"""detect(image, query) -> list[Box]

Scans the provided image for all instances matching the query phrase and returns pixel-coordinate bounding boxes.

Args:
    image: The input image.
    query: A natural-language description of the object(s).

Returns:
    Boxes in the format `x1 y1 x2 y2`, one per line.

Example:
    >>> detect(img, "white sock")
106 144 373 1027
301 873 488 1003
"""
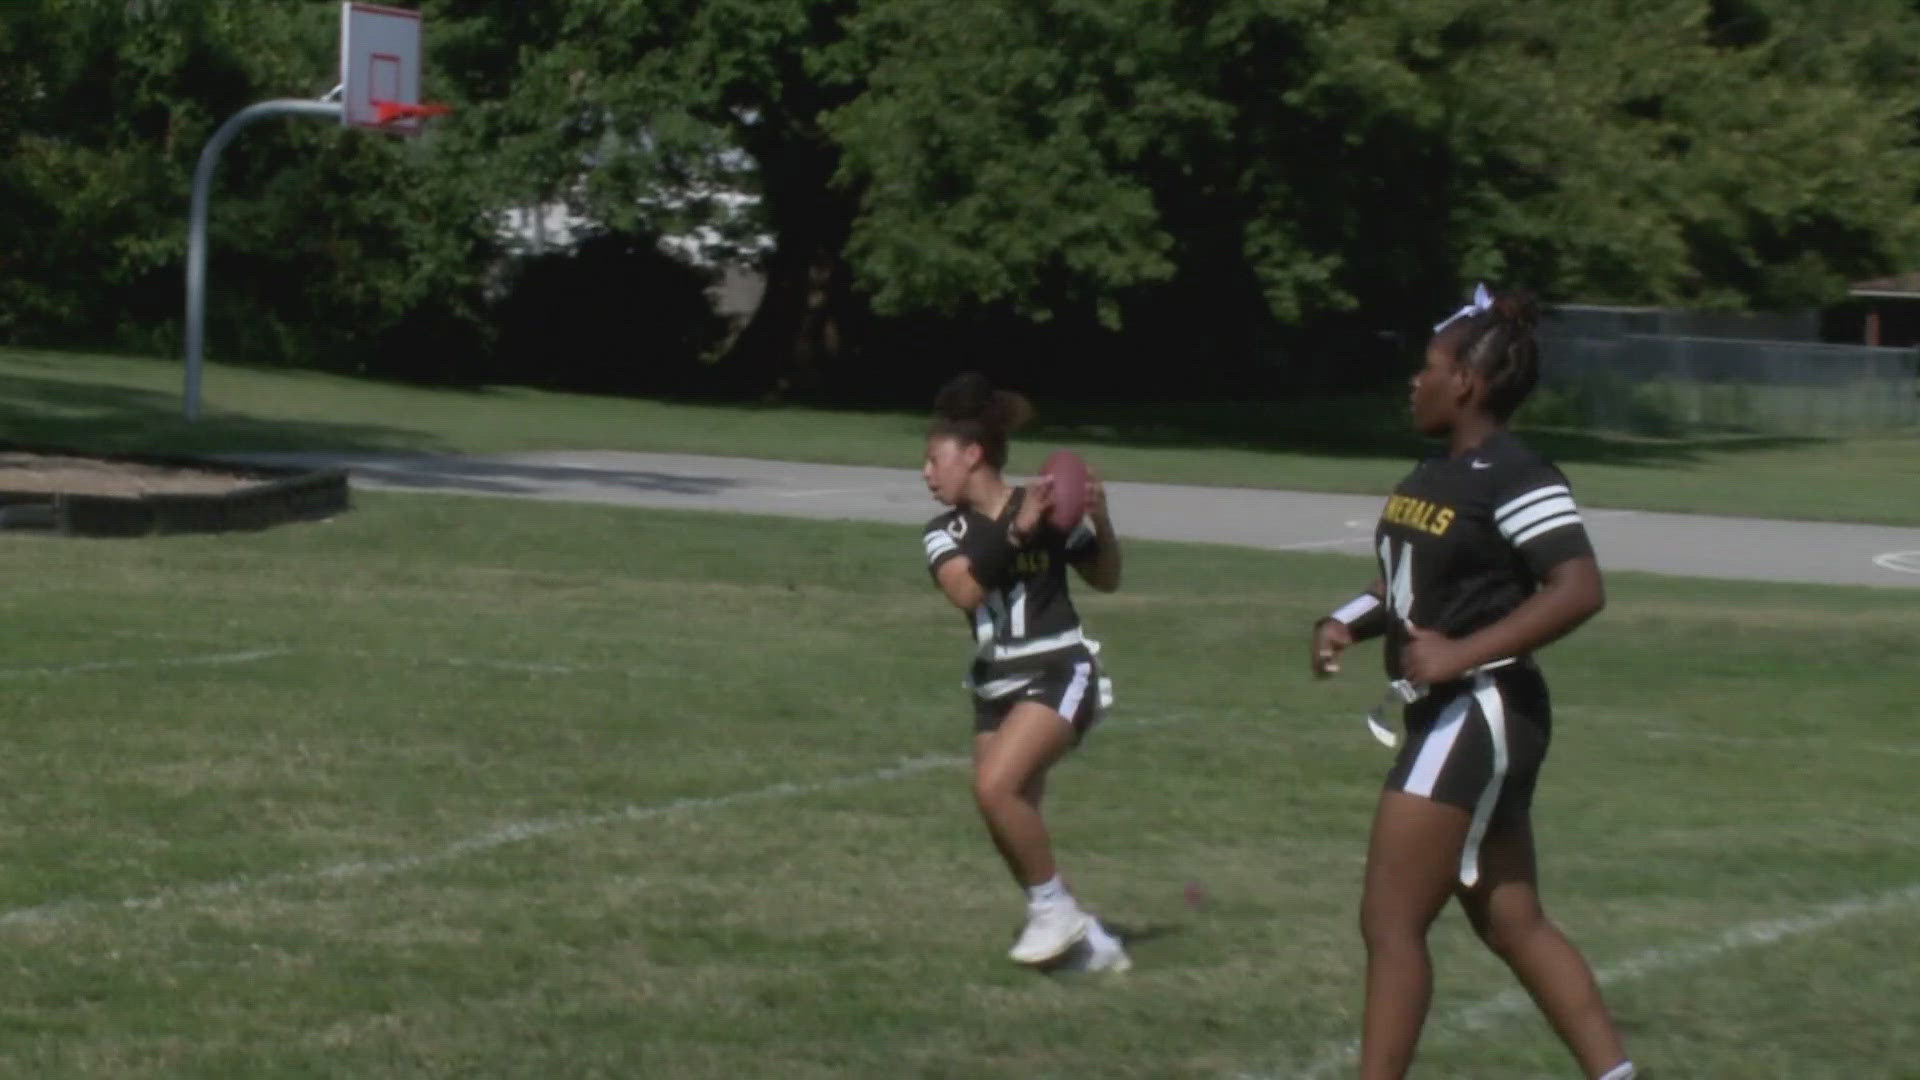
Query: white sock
1026 875 1070 907
1595 1063 1635 1080
1083 916 1123 952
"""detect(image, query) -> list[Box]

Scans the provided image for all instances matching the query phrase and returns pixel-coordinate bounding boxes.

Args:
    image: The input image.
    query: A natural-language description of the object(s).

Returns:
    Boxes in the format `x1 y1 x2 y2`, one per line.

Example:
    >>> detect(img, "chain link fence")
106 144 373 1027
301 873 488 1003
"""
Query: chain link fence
1533 314 1920 435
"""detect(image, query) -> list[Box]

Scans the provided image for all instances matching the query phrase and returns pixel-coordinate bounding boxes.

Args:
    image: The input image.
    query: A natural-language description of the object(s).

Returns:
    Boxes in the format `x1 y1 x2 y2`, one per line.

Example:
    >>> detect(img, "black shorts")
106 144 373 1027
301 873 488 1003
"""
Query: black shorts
1383 665 1551 887
973 657 1103 739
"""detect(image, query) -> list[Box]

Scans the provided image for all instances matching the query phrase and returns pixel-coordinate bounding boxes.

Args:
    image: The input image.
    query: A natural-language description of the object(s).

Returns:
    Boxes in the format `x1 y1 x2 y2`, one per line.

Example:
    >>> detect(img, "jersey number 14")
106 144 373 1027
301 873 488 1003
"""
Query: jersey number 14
1379 537 1415 623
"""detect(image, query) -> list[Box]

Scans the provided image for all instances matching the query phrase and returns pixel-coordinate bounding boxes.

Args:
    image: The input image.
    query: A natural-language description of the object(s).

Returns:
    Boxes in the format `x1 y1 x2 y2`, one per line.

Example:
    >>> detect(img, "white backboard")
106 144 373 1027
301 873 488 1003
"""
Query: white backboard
340 2 422 133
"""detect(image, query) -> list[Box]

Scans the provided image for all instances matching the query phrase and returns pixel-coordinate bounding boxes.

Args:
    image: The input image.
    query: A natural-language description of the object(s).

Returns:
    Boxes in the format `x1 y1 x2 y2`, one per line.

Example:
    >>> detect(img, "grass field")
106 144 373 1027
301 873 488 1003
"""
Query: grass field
5 347 1920 526
1 491 1914 1077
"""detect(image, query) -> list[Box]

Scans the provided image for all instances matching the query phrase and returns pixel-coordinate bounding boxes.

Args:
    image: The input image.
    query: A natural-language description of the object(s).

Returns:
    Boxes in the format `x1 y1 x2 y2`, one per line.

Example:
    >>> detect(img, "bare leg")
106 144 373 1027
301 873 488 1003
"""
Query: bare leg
1456 818 1630 1077
971 703 1074 887
1358 790 1472 1080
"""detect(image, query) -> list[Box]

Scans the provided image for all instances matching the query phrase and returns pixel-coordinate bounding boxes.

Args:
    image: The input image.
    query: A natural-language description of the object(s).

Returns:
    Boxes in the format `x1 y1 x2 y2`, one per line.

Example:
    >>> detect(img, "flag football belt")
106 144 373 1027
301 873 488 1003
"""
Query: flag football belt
1364 657 1521 749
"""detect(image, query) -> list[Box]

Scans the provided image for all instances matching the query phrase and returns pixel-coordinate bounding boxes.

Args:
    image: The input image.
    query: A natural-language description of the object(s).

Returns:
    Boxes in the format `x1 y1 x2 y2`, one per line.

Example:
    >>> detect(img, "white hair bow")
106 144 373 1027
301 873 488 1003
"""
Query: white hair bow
1433 282 1493 332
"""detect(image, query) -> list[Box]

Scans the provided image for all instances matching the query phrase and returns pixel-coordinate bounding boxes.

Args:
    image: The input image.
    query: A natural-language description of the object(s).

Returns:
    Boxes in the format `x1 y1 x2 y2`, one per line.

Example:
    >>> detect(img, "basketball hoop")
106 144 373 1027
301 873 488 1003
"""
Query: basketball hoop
371 100 451 127
340 3 426 132
182 2 443 421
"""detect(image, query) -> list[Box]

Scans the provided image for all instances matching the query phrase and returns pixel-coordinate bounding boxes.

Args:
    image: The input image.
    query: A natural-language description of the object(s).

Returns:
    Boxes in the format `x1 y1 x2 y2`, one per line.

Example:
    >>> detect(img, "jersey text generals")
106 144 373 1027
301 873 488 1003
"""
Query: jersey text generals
1375 431 1594 680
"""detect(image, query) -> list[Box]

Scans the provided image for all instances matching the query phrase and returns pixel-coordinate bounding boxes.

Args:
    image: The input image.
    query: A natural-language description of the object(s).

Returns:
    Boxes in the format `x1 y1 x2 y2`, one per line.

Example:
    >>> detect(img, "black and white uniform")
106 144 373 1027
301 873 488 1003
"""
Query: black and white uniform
1372 430 1594 886
923 491 1112 738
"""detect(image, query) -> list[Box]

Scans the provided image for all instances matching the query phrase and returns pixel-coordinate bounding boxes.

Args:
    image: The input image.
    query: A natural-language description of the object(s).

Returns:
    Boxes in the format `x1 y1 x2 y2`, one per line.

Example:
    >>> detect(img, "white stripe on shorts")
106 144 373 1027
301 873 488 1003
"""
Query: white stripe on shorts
969 673 1038 699
1458 672 1510 888
1056 662 1092 725
1403 692 1472 798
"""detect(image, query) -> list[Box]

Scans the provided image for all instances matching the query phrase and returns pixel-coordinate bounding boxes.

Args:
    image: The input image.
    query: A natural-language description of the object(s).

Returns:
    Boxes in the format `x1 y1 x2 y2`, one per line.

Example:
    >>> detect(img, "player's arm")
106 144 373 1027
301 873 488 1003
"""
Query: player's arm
1311 577 1386 677
933 558 987 611
1437 555 1603 672
925 508 1029 612
1401 473 1603 683
1069 471 1120 593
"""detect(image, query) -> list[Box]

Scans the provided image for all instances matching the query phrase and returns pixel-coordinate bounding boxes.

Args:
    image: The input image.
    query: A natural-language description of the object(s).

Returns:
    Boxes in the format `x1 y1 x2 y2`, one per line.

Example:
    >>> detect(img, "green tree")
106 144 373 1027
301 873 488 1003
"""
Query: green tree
828 0 1920 361
1295 0 1920 312
0 0 499 379
824 0 1225 328
438 0 866 395
10 0 1920 397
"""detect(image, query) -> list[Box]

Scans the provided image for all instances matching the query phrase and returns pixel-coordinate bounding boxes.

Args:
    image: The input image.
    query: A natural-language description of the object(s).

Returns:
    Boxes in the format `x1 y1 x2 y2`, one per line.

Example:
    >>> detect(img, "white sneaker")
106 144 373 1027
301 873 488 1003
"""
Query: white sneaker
1009 902 1090 964
1079 930 1132 973
1044 918 1131 974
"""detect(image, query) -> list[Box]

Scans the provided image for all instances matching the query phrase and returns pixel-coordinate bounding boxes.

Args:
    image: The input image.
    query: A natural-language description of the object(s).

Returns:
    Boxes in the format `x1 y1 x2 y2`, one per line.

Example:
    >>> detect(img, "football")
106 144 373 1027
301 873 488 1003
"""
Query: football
1039 450 1090 533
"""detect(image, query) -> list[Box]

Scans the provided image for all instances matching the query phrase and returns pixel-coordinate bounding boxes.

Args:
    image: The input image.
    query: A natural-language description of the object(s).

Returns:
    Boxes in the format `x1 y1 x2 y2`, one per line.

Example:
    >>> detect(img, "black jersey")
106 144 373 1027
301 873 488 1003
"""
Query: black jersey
1375 431 1594 680
923 490 1101 698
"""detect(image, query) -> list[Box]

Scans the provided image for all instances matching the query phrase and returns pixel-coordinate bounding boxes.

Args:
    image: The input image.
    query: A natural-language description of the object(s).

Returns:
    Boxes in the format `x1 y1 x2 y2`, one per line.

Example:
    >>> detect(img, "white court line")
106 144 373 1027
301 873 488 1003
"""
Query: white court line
1260 881 1920 1080
1271 537 1372 552
1872 550 1920 575
771 487 873 499
0 649 288 678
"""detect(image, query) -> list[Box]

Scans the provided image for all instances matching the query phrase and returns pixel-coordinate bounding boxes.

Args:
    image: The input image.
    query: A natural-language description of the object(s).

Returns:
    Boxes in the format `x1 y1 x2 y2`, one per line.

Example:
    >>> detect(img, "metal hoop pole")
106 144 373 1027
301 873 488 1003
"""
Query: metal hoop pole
183 99 343 421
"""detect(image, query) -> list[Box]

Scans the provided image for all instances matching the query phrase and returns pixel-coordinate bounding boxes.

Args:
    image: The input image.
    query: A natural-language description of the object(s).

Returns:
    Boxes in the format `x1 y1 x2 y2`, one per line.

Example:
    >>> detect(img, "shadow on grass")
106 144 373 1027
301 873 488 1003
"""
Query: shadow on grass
0 350 1843 473
240 454 748 498
1105 920 1182 948
1031 920 1183 978
0 371 448 458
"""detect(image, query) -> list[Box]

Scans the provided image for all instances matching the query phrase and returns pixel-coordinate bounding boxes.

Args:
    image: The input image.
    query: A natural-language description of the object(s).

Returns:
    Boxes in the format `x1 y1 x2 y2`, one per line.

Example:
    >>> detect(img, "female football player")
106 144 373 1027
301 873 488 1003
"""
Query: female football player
920 371 1126 971
1311 288 1637 1079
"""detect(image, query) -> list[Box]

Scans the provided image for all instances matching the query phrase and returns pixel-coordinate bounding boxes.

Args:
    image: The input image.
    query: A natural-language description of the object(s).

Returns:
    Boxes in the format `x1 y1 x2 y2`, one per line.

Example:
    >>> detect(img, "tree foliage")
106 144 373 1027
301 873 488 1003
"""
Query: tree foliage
4 0 1919 397
831 0 1920 339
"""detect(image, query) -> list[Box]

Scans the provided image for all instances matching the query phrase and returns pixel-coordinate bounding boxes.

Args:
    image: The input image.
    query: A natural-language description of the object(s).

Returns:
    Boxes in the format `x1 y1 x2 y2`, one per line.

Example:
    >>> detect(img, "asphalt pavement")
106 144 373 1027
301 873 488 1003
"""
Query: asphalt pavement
235 450 1920 590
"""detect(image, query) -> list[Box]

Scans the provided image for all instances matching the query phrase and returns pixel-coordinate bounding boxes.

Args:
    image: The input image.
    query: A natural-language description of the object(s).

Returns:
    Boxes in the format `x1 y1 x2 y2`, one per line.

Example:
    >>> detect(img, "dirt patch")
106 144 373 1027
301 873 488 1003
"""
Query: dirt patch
0 452 257 497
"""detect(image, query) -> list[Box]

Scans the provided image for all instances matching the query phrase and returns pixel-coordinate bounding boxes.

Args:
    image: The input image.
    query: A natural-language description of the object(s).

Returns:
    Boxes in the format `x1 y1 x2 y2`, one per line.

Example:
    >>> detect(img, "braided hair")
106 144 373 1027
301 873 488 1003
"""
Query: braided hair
929 371 1034 471
1438 290 1541 421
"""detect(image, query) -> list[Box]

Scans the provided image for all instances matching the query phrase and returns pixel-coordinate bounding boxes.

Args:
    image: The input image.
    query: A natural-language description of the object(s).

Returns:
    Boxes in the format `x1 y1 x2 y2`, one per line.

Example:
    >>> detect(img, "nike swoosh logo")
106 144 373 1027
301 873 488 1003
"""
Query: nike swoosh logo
1470 460 1492 469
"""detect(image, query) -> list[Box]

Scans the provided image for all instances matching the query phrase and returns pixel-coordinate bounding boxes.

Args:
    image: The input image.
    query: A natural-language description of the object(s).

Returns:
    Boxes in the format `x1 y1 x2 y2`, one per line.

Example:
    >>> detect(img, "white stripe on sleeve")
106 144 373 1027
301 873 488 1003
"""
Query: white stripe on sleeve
1494 484 1569 522
1497 495 1579 540
1511 512 1583 547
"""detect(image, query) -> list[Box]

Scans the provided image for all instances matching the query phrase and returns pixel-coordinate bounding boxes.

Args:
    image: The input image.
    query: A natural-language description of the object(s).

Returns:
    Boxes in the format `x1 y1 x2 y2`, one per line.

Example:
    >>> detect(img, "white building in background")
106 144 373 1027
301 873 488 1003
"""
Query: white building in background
495 187 773 320
496 202 590 255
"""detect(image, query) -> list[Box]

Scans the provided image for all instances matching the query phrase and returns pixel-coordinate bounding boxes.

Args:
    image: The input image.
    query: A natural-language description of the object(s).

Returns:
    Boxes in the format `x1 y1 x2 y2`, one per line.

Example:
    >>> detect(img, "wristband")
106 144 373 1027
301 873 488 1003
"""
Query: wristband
1320 592 1386 642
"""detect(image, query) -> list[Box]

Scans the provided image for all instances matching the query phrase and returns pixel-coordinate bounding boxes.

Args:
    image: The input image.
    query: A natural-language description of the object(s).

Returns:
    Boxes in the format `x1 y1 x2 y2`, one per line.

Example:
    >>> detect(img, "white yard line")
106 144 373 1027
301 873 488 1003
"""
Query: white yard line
0 649 289 678
0 704 1224 930
0 753 966 928
1644 729 1920 757
1260 882 1920 1080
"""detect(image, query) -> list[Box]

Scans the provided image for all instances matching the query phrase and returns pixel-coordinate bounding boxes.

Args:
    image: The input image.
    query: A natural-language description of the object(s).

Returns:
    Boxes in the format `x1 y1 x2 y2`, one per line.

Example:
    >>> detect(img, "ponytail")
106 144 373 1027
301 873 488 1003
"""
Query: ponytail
929 371 1033 470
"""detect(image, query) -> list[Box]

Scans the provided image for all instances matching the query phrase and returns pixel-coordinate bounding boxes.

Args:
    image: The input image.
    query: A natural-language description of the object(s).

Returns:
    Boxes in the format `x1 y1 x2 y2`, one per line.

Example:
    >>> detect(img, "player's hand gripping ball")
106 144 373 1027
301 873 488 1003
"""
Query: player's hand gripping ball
1039 450 1089 533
